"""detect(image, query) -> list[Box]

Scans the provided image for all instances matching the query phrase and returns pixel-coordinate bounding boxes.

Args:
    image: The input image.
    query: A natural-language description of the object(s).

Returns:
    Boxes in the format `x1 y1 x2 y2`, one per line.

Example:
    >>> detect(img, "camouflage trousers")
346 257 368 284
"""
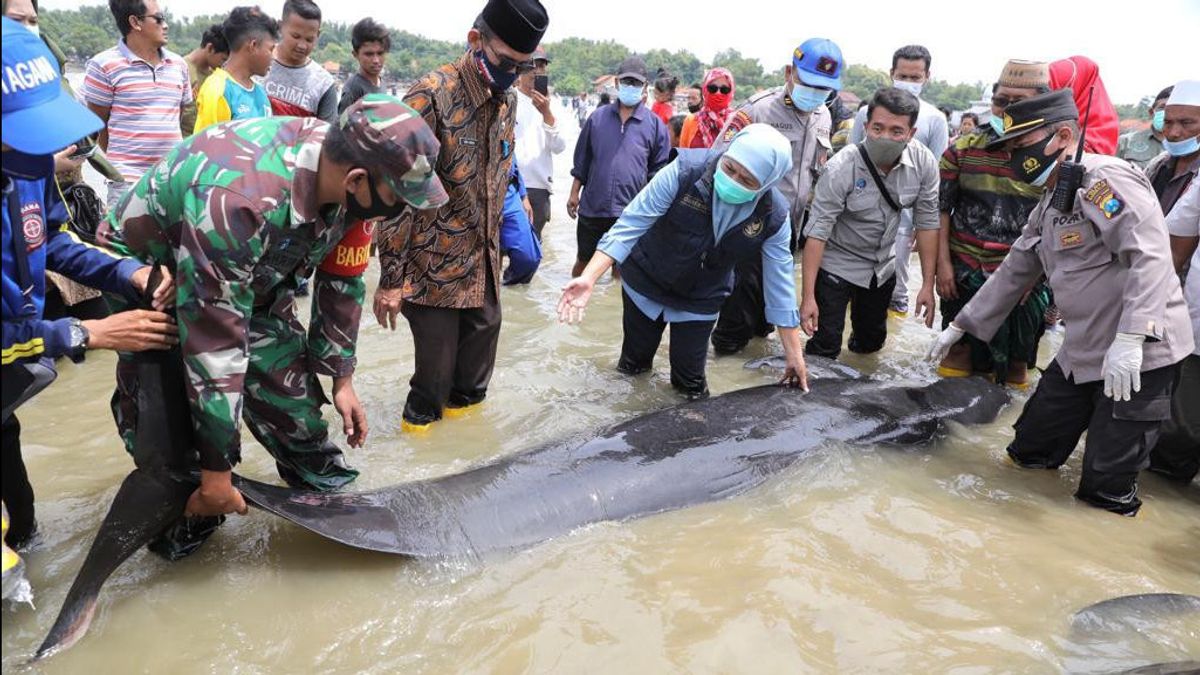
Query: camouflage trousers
111 296 359 492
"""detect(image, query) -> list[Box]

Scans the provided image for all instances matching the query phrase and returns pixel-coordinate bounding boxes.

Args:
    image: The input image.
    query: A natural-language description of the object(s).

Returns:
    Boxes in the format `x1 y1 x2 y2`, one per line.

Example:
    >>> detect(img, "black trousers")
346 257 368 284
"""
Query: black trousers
401 279 502 424
804 268 896 359
1008 359 1178 516
1149 353 1200 482
617 290 715 398
1 414 35 548
711 255 773 355
526 187 551 239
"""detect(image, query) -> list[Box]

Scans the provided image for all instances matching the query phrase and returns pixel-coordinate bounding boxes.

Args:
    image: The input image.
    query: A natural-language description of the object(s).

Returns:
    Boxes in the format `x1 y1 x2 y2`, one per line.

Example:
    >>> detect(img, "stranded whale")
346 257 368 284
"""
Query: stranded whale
35 352 1008 659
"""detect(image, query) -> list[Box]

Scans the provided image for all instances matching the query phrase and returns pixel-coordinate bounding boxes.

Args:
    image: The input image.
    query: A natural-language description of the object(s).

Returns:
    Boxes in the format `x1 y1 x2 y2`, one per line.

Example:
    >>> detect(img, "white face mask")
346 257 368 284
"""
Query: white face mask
893 79 923 97
24 22 41 37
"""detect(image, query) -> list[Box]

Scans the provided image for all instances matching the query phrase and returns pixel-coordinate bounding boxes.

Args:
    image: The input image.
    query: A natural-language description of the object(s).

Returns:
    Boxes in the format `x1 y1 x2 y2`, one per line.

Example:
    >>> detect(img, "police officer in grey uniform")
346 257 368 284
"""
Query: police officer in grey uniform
707 37 840 355
928 90 1195 516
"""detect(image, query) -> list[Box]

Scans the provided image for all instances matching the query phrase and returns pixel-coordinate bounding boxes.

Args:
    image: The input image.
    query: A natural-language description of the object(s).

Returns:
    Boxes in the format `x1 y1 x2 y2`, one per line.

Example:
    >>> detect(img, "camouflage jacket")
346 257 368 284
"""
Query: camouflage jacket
99 116 364 470
376 52 515 308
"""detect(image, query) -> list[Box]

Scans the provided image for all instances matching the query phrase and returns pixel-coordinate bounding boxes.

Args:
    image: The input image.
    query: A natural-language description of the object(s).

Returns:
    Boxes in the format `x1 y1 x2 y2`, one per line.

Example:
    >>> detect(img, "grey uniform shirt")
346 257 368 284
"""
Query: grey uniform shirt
1116 128 1163 169
851 97 948 234
804 140 940 288
956 154 1194 383
712 88 832 225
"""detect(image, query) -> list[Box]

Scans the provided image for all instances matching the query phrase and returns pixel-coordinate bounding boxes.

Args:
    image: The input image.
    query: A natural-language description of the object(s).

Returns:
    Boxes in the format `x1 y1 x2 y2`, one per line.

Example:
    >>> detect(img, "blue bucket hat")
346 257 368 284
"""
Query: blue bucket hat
792 37 844 91
2 17 103 154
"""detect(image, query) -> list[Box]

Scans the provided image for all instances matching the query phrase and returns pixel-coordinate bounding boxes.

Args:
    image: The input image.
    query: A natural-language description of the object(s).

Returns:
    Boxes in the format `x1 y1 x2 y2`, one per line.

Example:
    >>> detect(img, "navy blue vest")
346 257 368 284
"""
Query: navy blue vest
622 150 787 315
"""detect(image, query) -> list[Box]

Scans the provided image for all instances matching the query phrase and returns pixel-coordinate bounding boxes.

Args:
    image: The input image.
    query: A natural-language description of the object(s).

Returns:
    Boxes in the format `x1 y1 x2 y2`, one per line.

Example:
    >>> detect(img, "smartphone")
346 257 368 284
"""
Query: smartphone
69 140 97 160
534 75 549 97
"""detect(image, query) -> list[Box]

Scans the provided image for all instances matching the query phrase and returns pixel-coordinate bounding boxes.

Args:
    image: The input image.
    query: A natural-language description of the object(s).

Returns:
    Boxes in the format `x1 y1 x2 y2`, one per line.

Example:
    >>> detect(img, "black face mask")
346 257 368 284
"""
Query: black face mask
345 174 405 221
687 102 702 114
1007 133 1059 186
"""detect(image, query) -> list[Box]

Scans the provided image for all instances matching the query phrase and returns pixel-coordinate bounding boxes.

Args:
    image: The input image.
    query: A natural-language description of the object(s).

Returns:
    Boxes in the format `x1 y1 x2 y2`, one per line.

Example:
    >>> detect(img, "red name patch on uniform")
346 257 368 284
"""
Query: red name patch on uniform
319 220 375 276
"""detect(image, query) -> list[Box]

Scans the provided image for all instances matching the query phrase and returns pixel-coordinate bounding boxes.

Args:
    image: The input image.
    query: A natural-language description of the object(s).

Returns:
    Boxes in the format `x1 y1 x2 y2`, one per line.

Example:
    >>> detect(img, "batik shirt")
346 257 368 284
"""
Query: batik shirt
99 116 364 471
377 52 516 308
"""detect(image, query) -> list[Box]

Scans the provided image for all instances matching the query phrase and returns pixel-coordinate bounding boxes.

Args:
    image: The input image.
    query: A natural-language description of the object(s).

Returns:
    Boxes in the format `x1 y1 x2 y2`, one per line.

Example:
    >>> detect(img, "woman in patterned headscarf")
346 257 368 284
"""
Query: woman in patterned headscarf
681 67 736 149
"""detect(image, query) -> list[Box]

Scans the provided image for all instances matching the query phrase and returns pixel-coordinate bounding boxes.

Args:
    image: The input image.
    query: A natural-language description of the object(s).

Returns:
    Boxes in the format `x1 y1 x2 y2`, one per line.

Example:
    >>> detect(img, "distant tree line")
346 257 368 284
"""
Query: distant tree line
42 6 1011 112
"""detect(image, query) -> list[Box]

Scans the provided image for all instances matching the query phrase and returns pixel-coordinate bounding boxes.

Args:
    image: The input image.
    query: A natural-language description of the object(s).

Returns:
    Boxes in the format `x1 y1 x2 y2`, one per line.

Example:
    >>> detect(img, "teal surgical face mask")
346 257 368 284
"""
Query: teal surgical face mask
789 81 829 113
713 164 758 204
1163 135 1200 157
617 84 643 107
989 115 1005 135
1151 109 1166 133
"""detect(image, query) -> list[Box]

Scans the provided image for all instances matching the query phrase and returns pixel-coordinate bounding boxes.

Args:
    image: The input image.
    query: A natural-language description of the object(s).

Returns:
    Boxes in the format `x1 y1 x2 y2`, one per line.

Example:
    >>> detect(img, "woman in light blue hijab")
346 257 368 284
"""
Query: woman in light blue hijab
558 123 809 399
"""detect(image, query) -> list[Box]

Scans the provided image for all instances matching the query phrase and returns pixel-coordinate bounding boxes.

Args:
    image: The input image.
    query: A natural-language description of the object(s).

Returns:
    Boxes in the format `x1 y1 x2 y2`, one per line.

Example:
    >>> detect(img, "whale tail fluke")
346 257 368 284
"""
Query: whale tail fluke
33 469 191 661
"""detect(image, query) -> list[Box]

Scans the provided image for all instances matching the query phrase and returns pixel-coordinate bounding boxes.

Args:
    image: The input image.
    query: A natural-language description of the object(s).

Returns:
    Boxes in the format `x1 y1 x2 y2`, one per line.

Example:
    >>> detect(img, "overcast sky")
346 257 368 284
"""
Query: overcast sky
42 0 1199 104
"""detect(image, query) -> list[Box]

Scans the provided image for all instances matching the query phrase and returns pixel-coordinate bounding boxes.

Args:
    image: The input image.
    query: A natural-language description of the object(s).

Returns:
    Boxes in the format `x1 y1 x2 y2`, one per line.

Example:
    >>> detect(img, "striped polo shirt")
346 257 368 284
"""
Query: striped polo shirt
82 40 191 182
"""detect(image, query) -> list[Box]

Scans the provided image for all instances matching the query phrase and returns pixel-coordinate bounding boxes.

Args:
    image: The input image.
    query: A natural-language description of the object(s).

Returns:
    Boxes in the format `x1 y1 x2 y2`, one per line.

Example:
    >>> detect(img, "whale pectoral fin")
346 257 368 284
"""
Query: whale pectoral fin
236 476 422 555
33 469 191 661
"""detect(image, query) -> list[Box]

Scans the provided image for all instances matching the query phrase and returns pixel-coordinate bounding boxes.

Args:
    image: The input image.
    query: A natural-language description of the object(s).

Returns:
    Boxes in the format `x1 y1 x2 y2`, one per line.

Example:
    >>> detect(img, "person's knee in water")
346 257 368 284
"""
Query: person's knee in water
927 88 1194 515
558 123 813 398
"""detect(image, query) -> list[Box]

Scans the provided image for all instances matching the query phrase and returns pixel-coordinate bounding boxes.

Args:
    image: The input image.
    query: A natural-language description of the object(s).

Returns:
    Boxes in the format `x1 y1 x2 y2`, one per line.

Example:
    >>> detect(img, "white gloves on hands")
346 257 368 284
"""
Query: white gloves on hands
1102 333 1145 402
926 323 966 364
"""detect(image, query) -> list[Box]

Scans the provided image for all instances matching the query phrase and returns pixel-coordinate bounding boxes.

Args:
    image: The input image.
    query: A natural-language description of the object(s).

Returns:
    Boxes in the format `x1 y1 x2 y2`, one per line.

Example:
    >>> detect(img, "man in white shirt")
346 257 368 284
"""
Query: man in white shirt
850 44 949 315
1155 179 1199 482
514 46 566 238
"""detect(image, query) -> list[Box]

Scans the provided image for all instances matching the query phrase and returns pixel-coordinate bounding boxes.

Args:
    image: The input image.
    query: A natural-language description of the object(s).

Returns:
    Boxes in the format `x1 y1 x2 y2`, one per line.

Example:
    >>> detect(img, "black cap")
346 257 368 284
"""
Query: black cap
617 55 648 83
987 89 1079 148
480 0 548 54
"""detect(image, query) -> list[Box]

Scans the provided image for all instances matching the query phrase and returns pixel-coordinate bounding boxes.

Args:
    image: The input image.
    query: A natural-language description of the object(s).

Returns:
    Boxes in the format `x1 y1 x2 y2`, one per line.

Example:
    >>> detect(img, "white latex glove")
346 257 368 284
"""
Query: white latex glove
1102 333 1145 402
926 323 966 364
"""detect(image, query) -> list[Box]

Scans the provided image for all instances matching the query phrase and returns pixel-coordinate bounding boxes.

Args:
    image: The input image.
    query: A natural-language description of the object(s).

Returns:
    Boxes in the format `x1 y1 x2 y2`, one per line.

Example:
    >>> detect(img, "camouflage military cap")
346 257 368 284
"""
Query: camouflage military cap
340 93 448 209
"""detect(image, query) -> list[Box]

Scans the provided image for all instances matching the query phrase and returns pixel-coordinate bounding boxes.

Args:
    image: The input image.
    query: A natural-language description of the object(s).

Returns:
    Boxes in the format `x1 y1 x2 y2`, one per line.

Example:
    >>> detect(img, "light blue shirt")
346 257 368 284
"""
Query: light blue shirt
597 160 801 327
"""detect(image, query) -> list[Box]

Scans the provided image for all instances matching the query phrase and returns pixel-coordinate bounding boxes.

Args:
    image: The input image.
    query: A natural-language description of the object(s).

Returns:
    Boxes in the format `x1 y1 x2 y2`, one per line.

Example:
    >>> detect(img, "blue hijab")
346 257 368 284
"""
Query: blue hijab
712 123 794 237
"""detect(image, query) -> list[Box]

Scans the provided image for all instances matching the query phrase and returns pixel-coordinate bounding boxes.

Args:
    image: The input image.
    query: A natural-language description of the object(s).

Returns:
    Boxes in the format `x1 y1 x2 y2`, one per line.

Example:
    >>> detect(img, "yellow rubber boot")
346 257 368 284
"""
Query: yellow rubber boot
443 402 482 419
401 418 432 433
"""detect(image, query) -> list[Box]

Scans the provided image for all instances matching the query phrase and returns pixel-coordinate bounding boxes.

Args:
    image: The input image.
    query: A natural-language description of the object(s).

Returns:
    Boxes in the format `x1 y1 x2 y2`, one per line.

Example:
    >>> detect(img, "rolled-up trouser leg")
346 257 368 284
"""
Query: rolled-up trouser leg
1149 353 1200 482
449 277 503 408
618 289 667 375
1 415 35 548
241 307 358 491
1075 363 1177 515
669 318 717 399
711 255 771 355
847 273 895 355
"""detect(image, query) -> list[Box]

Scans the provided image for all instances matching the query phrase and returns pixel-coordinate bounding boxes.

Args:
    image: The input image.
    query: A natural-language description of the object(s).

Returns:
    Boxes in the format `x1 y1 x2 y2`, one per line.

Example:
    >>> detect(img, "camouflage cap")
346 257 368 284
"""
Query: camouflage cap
339 93 448 209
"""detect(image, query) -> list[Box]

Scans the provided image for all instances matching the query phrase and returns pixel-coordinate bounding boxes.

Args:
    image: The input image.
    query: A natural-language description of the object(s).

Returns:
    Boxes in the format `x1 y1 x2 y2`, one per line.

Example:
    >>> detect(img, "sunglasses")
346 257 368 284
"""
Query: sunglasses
138 13 168 25
991 95 1026 109
706 84 731 95
482 40 532 74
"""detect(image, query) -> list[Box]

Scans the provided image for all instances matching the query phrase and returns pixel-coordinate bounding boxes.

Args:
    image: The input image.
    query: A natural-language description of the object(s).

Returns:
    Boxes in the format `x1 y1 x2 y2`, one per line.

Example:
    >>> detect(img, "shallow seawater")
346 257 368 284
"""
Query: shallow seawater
3 114 1197 675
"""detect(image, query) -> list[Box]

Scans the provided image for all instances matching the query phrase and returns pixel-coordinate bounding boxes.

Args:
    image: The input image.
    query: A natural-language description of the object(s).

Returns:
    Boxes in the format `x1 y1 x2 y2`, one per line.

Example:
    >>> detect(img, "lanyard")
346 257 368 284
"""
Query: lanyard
5 188 37 313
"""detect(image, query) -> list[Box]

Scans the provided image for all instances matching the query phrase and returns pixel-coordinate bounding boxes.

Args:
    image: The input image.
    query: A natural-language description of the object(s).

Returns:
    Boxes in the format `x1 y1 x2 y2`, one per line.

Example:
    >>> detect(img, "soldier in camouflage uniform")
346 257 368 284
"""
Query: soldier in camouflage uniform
100 94 447 521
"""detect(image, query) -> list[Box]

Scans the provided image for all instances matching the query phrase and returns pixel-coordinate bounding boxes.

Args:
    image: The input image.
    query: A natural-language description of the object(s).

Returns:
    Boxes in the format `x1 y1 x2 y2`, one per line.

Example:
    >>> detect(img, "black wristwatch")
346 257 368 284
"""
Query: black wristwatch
67 318 89 363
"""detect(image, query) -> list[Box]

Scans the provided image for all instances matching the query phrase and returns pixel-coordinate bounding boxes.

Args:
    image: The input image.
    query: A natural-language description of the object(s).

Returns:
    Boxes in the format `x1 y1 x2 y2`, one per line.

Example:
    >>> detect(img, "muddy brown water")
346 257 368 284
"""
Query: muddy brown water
3 109 1197 674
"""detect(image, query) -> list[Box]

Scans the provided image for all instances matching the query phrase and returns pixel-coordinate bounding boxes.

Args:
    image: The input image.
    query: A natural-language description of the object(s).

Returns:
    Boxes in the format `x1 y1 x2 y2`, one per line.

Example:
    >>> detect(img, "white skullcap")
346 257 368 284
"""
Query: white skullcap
1166 80 1200 106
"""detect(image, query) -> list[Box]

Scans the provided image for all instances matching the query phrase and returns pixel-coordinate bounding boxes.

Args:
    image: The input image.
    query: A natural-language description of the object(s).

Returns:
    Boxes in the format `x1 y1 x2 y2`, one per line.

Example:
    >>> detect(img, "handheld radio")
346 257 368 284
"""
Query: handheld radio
1049 86 1094 212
